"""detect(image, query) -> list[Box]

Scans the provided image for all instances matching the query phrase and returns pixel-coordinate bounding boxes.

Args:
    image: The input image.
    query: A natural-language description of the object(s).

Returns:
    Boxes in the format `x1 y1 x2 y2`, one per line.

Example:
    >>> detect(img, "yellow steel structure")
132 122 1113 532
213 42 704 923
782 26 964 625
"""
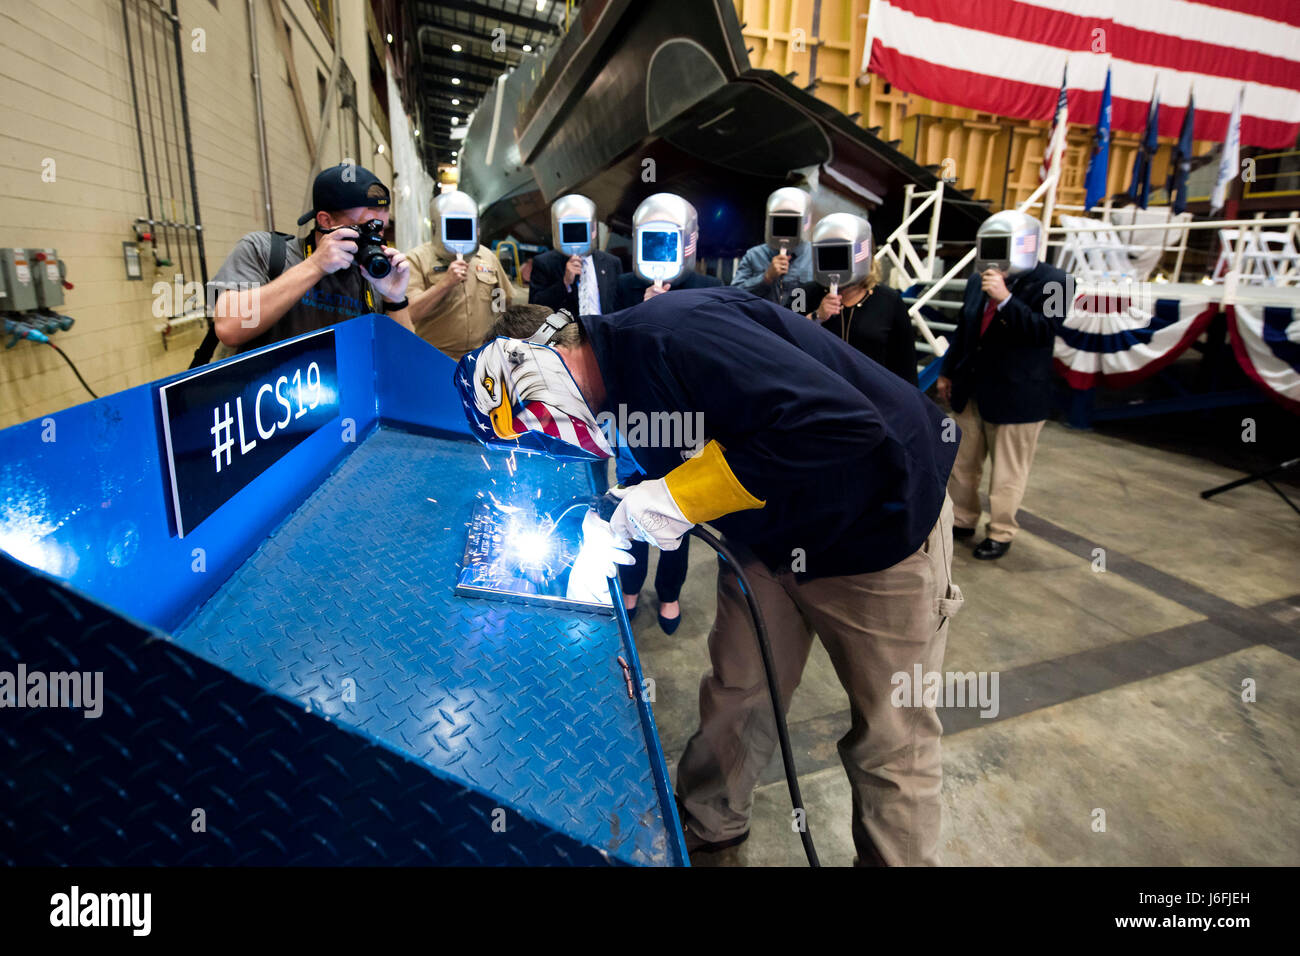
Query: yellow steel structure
733 0 1220 217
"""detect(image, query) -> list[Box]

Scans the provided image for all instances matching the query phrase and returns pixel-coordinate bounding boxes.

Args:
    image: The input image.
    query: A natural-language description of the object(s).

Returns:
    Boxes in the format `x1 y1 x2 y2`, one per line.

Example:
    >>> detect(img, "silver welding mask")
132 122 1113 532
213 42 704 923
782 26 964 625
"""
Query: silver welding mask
551 194 597 257
811 213 873 290
432 189 479 259
765 187 812 254
974 210 1041 277
633 193 698 285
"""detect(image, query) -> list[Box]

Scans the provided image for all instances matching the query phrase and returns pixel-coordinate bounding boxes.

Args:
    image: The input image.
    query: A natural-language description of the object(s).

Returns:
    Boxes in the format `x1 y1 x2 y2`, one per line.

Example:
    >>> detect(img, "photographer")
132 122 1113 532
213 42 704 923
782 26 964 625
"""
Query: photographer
203 164 412 361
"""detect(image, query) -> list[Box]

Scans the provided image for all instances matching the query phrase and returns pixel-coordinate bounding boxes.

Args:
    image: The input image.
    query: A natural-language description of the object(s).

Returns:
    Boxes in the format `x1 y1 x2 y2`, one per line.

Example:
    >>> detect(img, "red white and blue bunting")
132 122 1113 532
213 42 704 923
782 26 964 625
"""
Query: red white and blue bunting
1053 286 1217 389
1052 286 1300 414
1227 304 1300 413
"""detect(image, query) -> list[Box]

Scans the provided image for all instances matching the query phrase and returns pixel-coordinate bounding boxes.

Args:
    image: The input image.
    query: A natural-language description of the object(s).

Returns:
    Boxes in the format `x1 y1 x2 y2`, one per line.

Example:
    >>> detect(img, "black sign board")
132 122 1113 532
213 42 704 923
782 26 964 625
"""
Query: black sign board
158 329 339 537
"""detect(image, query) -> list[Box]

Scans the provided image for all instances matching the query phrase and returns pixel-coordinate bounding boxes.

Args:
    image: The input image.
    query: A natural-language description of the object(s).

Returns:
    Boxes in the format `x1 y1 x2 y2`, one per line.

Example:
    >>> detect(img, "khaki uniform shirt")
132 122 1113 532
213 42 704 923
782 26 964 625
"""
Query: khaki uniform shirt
406 243 520 360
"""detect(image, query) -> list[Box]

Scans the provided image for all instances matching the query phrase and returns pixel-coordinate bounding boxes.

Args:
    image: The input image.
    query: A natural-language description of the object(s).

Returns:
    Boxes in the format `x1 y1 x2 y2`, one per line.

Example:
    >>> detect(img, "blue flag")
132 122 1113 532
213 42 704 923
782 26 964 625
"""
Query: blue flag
1166 94 1195 214
1084 68 1112 210
1128 87 1160 209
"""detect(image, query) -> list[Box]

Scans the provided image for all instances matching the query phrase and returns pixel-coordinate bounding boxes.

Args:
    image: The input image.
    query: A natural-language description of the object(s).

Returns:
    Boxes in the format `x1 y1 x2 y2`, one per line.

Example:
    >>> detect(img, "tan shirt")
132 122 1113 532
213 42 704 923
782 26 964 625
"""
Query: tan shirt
405 242 521 360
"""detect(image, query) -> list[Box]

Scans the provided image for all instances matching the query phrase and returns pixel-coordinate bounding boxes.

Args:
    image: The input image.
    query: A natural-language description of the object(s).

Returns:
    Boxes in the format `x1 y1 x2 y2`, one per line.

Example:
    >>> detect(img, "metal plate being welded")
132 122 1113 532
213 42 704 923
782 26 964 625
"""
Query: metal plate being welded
456 501 614 613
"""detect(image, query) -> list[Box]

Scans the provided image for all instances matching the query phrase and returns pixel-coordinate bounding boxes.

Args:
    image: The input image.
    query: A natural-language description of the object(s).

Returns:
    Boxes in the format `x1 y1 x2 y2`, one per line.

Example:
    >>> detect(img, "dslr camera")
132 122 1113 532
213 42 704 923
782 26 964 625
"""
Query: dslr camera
354 218 391 279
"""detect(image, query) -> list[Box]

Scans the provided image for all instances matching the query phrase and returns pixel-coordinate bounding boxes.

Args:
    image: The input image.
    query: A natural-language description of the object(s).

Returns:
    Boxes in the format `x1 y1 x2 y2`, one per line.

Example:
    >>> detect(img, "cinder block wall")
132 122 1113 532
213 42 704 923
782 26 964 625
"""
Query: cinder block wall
0 0 396 429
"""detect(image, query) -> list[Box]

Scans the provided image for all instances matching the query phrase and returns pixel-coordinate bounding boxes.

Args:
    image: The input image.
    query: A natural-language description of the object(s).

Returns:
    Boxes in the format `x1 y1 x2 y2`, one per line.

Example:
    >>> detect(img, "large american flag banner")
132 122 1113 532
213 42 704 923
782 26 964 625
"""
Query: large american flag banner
862 0 1300 148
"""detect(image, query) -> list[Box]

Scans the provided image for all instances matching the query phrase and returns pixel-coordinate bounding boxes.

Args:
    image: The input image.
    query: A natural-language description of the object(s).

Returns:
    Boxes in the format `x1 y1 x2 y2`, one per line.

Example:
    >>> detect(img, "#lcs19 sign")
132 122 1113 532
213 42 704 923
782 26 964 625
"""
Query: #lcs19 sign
158 329 339 537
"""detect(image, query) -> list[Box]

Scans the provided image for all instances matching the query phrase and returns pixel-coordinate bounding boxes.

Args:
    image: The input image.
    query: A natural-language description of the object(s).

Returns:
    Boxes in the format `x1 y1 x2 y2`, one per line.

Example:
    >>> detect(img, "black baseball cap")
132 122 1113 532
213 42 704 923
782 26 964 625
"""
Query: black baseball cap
297 163 391 226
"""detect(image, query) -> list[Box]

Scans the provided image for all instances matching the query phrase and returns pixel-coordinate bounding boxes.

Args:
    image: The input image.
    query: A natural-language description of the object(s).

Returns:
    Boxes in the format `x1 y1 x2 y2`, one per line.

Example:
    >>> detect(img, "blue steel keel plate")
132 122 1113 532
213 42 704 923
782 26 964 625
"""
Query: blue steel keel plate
172 427 677 865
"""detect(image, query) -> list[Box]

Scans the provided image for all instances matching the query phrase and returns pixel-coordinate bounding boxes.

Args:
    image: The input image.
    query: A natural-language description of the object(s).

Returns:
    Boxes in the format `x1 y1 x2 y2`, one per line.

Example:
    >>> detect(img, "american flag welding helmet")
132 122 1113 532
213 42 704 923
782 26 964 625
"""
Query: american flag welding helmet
454 336 614 463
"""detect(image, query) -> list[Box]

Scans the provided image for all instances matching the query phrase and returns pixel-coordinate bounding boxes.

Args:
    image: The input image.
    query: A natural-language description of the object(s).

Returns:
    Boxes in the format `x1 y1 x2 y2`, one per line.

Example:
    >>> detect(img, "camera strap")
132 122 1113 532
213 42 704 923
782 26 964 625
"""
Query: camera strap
189 231 293 369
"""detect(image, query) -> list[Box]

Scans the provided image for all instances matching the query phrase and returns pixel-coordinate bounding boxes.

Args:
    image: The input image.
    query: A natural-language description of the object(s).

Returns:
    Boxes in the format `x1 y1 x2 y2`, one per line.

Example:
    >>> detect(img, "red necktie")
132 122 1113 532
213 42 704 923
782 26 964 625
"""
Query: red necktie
979 297 997 337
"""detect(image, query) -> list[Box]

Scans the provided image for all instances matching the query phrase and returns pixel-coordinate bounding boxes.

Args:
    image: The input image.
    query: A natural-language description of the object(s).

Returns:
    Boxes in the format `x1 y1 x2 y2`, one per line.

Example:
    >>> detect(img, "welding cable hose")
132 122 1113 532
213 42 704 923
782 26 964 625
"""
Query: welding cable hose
685 524 820 868
567 492 819 866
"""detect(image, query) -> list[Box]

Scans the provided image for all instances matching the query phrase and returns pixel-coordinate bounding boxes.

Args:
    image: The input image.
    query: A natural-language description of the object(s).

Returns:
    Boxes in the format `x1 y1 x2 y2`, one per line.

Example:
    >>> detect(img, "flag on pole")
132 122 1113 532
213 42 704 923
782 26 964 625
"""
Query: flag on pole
1166 92 1195 214
1039 66 1069 184
1211 88 1244 215
1083 67 1112 210
1127 83 1160 209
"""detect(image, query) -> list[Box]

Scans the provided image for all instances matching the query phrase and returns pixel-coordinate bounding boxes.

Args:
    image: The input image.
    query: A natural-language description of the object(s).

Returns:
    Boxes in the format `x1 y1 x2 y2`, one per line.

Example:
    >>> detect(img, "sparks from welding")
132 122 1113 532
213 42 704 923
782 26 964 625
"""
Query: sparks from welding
487 491 521 514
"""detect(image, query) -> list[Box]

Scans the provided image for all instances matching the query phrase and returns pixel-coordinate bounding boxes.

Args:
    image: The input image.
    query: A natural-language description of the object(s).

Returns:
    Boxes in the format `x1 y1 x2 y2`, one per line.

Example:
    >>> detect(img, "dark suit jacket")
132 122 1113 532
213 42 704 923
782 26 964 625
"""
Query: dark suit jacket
528 249 622 314
613 269 722 311
941 262 1069 424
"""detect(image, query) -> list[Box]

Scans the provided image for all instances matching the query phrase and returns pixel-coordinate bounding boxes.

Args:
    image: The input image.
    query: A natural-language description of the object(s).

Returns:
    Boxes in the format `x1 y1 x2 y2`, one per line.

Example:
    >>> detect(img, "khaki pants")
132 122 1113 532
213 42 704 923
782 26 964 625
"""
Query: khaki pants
948 401 1044 542
676 496 962 866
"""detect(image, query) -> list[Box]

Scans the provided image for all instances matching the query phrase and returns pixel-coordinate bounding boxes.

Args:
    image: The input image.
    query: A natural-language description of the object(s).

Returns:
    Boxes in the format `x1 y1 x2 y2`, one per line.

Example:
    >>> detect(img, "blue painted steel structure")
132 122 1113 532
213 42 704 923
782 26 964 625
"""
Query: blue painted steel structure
0 315 687 866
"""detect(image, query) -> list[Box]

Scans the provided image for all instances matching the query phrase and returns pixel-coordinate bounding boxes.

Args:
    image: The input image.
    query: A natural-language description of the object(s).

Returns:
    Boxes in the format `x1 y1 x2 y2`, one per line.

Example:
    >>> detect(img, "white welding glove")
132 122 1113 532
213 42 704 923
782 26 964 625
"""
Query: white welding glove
607 480 695 551
580 506 636 579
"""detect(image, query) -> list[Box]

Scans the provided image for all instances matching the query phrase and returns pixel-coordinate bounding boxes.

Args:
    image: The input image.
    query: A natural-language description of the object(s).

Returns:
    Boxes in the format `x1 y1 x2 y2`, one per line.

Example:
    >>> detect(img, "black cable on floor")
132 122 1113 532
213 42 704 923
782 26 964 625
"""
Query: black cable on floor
46 341 98 399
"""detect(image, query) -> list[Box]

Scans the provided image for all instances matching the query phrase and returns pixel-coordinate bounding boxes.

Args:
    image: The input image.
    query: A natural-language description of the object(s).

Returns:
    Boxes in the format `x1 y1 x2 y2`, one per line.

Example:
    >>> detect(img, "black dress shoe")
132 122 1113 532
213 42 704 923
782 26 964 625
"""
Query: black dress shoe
973 538 1011 560
952 525 976 540
658 611 681 635
684 827 750 854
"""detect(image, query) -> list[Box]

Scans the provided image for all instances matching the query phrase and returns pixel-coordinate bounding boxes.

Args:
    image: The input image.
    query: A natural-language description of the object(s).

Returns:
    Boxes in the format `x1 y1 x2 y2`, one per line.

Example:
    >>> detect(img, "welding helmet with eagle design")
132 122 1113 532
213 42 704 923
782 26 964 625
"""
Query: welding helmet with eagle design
454 328 613 463
633 193 699 284
974 210 1041 277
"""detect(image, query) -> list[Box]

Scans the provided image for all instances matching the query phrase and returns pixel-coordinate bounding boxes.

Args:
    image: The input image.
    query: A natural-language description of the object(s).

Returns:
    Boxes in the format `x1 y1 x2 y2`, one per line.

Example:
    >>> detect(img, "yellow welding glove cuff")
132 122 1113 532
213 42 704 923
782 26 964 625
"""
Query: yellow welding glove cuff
663 439 765 524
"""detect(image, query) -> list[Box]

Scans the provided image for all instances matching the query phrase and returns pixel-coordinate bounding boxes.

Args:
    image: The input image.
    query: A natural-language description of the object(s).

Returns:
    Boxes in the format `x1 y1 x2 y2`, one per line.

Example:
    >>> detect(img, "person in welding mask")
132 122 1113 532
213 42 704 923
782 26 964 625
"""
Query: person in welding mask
935 210 1068 560
795 213 917 386
612 193 721 309
405 189 521 360
458 285 963 866
529 195 622 315
730 186 814 307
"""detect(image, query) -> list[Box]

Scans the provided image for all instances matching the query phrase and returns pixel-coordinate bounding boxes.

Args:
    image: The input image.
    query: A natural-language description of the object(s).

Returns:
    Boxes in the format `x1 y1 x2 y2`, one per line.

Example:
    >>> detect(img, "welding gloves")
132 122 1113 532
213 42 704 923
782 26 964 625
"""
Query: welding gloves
580 507 637 580
608 440 765 550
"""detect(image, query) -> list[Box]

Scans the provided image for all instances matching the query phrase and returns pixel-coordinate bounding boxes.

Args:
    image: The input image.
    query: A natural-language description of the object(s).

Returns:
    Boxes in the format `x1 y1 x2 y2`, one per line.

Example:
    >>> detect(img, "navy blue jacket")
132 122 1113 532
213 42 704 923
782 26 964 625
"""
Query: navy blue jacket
581 286 957 579
613 269 721 311
941 262 1069 424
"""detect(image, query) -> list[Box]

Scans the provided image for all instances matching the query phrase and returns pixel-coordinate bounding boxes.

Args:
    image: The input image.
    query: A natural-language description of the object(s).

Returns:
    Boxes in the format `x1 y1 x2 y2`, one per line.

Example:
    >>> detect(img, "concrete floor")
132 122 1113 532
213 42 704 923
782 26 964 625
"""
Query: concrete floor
625 421 1300 866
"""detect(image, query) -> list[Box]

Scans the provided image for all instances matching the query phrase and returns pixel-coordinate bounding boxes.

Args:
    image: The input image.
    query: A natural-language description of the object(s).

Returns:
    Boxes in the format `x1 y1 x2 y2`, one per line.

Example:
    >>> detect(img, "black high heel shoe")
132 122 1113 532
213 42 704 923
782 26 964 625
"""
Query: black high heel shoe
658 610 680 635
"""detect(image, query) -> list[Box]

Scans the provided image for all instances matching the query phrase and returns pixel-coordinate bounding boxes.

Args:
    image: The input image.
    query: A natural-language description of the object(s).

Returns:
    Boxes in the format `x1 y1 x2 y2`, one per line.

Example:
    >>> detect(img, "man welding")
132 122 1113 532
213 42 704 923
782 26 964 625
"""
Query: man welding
455 271 963 866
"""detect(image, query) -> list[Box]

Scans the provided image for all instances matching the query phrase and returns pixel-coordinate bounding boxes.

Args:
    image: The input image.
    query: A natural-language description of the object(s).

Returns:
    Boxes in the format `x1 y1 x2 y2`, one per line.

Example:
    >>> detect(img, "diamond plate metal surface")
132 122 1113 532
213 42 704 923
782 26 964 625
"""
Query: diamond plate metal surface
171 427 674 865
0 557 627 865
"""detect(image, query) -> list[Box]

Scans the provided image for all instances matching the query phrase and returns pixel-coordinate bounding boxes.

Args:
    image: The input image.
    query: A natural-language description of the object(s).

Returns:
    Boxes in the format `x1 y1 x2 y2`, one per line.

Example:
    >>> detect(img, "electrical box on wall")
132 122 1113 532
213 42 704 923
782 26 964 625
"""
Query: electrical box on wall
30 249 66 310
0 248 39 312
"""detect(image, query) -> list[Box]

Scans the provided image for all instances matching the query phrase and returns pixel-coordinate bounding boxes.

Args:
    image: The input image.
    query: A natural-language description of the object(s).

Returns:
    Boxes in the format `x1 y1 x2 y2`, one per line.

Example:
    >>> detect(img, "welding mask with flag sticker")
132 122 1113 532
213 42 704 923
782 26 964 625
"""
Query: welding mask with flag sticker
975 210 1040 277
454 335 613 463
765 187 812 254
431 189 479 260
811 213 873 289
633 193 698 285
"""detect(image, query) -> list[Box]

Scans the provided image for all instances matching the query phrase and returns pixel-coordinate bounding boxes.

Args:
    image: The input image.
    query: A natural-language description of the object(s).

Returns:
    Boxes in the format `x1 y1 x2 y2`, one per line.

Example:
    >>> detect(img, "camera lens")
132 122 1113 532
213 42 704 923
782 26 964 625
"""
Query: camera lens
364 252 391 278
